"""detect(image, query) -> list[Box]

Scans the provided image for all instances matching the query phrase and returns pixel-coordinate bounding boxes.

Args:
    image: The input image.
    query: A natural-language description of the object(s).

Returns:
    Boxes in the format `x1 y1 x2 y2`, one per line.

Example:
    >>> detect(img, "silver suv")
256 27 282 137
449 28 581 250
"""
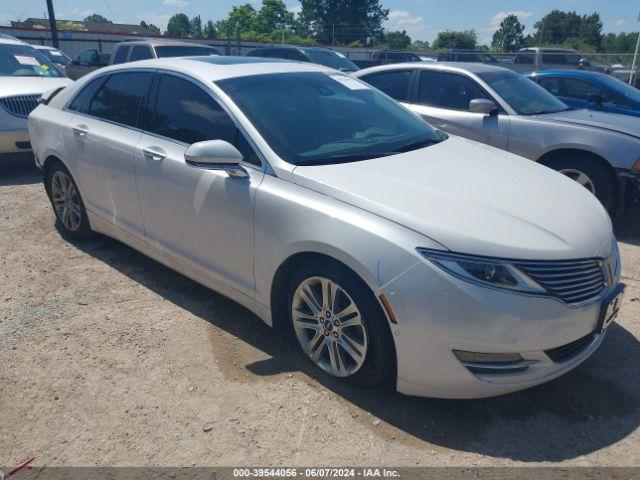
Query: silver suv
110 40 219 65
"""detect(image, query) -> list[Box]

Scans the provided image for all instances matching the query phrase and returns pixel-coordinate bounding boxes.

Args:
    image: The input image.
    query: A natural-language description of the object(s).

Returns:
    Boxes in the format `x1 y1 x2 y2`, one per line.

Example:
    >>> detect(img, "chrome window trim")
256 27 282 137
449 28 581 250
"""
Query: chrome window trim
62 67 270 174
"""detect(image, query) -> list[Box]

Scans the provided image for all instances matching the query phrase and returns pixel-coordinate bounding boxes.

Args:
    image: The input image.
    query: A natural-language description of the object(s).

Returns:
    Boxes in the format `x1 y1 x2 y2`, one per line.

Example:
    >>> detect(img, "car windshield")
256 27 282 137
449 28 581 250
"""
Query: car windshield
41 49 72 66
218 72 445 166
0 43 64 77
596 74 640 104
478 70 569 115
155 45 219 58
304 50 359 72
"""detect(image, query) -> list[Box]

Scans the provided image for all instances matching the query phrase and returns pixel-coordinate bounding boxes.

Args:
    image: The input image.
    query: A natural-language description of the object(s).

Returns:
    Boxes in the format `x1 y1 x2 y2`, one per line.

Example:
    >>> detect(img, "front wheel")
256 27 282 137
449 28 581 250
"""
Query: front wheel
45 162 92 239
287 260 395 387
545 156 616 212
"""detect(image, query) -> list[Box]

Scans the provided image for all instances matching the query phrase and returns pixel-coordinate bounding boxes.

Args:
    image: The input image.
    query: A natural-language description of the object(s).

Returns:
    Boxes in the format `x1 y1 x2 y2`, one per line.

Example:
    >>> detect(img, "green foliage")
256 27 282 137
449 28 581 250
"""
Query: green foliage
166 13 192 36
533 10 603 50
139 21 160 34
432 30 477 50
601 32 639 54
410 40 430 50
58 21 86 31
254 0 295 34
84 14 111 24
383 30 411 49
191 15 203 37
298 0 389 45
491 14 525 52
203 20 217 38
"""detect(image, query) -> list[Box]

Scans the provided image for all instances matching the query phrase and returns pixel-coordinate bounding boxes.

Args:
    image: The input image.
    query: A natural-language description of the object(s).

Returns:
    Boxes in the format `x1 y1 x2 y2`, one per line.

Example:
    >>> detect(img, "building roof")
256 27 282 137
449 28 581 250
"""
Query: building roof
12 18 155 35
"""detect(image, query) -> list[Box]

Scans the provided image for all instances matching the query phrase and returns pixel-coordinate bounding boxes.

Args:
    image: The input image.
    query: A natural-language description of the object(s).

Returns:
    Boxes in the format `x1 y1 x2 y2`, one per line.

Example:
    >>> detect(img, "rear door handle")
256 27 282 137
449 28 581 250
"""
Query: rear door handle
142 146 166 161
72 125 89 137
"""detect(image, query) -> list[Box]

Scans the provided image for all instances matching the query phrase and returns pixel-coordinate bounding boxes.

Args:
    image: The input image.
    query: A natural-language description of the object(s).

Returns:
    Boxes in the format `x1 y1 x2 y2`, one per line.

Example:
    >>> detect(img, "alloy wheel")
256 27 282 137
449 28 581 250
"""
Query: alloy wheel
51 170 82 232
292 276 368 377
558 168 596 195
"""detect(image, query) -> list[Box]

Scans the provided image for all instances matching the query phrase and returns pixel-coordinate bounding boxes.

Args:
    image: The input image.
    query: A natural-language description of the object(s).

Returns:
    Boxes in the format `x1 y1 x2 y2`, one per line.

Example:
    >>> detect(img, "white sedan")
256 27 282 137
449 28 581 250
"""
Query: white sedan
28 56 624 398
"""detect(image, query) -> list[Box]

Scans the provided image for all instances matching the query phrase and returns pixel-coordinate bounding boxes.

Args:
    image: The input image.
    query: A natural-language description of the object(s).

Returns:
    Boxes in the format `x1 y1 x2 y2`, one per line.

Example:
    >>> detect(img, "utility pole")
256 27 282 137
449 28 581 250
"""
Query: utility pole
45 0 59 48
277 22 285 45
332 23 335 45
631 12 640 87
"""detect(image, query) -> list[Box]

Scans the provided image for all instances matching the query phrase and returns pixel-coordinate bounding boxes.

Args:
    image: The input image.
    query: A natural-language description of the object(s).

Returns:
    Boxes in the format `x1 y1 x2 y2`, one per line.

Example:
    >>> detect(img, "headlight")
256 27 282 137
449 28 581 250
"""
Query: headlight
418 248 547 294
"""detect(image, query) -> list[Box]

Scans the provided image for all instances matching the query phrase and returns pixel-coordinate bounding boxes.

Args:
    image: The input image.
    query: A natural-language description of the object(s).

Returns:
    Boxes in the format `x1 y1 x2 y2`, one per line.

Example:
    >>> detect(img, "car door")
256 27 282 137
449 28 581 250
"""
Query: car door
67 70 153 239
133 72 264 296
409 70 509 149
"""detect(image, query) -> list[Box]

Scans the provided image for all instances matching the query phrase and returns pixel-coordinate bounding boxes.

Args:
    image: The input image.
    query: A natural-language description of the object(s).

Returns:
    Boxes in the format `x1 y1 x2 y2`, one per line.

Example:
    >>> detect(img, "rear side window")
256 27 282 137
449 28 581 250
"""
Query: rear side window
88 72 152 127
559 77 599 101
68 76 107 112
112 46 129 64
515 51 534 64
362 70 412 102
130 46 153 61
145 74 260 165
418 71 488 111
538 77 561 96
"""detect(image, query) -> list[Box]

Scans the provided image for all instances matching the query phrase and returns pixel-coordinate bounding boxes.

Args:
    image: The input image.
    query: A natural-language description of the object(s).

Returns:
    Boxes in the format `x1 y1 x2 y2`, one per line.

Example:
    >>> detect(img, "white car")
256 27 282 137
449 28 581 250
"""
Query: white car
34 45 73 69
28 57 624 398
0 35 71 163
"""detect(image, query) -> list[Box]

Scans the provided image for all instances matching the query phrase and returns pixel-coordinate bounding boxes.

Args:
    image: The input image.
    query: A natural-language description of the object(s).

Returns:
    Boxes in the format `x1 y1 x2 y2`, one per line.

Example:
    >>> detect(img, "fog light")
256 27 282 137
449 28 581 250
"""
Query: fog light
453 350 534 375
453 351 523 363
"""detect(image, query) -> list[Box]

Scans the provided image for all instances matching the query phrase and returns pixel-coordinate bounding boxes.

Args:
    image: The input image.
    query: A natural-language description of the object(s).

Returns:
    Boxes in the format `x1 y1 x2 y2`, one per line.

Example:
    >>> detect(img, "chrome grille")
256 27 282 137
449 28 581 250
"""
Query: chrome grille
0 94 41 118
516 259 606 305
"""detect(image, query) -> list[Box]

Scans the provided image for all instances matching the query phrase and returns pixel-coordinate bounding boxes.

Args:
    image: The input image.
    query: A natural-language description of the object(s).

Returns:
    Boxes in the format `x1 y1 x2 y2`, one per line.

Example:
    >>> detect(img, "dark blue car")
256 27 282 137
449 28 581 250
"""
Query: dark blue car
527 70 640 118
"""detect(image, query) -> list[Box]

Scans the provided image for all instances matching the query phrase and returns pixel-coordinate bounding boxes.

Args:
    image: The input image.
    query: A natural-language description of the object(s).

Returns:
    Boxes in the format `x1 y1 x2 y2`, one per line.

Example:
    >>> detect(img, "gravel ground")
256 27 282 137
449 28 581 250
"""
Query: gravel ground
1 163 640 467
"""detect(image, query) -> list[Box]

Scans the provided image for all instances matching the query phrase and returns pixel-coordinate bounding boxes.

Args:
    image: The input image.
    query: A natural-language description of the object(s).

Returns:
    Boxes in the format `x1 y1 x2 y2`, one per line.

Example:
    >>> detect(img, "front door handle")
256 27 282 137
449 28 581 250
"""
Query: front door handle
142 146 166 161
72 125 89 137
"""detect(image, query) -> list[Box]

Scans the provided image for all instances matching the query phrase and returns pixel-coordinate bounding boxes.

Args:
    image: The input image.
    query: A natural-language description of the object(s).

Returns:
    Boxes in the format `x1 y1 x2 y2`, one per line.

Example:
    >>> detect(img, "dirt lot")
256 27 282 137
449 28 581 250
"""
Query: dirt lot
1 163 640 468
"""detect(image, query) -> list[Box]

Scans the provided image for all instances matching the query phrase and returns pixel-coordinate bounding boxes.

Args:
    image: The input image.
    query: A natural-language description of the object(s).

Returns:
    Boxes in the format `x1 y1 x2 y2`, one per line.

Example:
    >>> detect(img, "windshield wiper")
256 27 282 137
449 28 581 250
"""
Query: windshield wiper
390 138 440 153
297 151 396 166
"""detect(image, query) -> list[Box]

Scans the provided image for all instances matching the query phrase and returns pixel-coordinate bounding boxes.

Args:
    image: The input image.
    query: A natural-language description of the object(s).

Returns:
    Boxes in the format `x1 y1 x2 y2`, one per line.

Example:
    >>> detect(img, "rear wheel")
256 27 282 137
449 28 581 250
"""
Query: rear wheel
544 155 616 212
287 260 394 387
45 162 92 239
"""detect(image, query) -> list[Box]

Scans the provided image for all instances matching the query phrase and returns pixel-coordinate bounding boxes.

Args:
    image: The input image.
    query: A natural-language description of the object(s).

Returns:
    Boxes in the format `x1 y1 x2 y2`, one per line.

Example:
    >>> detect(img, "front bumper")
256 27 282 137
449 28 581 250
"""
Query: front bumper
0 126 30 155
383 261 613 399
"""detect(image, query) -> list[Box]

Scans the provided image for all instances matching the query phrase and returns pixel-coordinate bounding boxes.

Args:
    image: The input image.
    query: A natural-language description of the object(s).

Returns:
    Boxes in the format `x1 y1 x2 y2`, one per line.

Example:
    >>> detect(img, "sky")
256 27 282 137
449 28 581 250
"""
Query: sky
1 0 637 44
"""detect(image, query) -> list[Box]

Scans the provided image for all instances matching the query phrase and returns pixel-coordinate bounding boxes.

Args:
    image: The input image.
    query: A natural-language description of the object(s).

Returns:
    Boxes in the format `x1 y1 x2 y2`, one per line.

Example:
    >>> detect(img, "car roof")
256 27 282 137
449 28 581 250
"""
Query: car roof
518 47 578 53
92 55 333 81
355 61 514 76
116 40 217 48
34 45 57 50
529 70 609 79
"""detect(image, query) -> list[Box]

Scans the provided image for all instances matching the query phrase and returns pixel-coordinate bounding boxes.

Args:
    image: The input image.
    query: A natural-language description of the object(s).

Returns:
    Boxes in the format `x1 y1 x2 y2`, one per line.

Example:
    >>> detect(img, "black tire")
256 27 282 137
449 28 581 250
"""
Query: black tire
287 259 395 387
544 155 616 212
45 162 93 239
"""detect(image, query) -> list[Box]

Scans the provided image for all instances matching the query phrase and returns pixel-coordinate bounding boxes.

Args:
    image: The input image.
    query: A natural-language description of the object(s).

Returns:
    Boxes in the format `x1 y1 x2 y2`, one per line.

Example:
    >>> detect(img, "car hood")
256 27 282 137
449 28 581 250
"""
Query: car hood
533 108 640 139
292 136 612 260
0 77 72 97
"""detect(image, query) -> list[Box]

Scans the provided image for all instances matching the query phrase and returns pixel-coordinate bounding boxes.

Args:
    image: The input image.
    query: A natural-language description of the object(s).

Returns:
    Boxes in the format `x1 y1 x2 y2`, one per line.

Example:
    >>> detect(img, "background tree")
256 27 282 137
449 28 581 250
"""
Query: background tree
383 30 411 49
533 10 581 46
254 0 294 34
299 0 389 45
203 20 217 38
215 3 257 36
166 13 192 36
84 14 111 24
491 14 525 52
580 13 603 50
432 30 477 50
410 39 430 50
139 21 160 34
191 15 203 37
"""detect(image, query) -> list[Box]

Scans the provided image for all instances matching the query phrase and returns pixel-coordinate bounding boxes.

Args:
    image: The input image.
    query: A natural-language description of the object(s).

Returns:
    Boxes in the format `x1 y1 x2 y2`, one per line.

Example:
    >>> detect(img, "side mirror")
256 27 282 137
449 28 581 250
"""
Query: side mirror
184 140 248 178
587 92 602 105
469 98 498 115
579 58 591 68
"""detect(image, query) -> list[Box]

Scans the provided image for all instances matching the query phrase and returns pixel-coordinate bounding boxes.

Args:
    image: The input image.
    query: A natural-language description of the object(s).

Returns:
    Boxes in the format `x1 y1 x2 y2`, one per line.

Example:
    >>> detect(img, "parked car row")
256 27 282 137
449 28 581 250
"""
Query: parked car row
354 62 640 213
27 56 625 399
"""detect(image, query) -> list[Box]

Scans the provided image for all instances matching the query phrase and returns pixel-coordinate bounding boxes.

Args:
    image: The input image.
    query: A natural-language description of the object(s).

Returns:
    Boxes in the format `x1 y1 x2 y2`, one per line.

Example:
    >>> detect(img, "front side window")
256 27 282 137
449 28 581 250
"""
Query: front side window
68 76 107 112
514 50 534 64
145 74 259 165
538 77 561 96
130 46 153 61
560 77 600 101
217 72 444 166
362 70 412 102
0 43 63 77
418 71 488 111
478 70 569 115
113 46 129 64
77 49 98 65
87 72 152 127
